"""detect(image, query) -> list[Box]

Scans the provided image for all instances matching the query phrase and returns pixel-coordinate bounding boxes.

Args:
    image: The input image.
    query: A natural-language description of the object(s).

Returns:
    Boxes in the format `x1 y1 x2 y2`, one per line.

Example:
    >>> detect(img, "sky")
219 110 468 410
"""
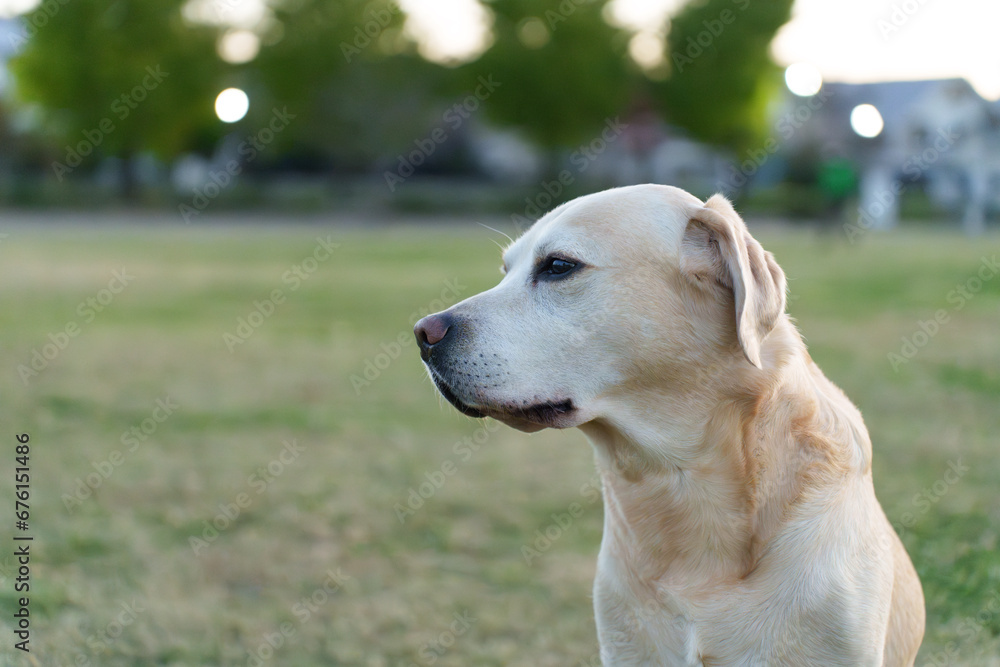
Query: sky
2 0 999 99
770 0 1000 100
402 0 1000 101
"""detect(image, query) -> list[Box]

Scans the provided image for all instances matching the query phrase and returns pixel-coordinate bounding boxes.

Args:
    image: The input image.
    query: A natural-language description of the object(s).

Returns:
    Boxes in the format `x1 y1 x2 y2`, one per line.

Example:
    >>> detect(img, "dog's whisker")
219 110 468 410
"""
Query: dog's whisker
476 221 514 246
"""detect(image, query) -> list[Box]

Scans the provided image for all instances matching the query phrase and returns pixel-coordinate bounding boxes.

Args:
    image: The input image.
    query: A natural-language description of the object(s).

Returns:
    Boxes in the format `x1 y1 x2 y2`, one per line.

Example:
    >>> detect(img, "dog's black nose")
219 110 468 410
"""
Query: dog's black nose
414 312 453 359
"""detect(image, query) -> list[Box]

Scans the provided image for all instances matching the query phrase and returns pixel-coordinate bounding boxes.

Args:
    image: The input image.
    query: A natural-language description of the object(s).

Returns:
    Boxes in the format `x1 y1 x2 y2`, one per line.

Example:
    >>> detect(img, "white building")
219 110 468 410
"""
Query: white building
804 78 997 233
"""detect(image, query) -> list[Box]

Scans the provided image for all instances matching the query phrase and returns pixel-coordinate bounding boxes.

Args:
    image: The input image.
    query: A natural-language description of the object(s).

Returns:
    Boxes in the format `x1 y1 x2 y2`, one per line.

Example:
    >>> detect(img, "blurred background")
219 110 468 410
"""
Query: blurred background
0 0 999 665
0 0 999 228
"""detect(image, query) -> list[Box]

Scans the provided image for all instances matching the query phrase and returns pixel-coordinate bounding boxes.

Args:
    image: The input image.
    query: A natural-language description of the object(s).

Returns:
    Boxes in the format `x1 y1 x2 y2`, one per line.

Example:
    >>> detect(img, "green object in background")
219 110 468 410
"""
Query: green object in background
818 157 859 201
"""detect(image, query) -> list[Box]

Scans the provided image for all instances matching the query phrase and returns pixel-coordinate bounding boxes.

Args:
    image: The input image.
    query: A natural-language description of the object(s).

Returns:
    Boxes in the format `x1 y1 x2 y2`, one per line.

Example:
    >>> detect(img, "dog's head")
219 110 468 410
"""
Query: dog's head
414 184 786 433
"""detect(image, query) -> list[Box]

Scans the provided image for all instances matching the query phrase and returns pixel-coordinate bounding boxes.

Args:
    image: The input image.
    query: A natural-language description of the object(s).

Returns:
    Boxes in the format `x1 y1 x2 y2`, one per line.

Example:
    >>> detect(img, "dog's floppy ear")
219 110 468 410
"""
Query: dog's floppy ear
681 194 786 368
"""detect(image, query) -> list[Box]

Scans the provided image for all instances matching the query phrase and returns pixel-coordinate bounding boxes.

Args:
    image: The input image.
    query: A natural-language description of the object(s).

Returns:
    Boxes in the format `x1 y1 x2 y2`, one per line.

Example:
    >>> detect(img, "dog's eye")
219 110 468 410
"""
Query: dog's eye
536 256 579 280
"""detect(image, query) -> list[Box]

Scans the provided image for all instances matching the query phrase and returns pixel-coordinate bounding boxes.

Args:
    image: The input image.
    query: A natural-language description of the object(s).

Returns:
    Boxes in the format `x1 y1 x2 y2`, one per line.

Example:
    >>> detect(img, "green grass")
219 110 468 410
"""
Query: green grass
0 221 998 666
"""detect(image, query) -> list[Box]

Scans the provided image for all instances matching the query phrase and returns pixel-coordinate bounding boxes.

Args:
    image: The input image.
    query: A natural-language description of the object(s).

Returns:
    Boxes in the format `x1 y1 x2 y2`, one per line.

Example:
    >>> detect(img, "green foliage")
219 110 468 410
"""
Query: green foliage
453 0 793 154
657 0 794 151
9 0 223 160
452 0 635 149
250 0 447 168
5 0 796 175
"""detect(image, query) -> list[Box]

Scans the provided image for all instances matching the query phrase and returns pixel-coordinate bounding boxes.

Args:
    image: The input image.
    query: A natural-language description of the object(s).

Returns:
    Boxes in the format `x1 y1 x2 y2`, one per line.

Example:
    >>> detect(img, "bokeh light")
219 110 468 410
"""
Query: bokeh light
215 88 249 123
784 63 823 96
218 29 261 64
0 0 39 19
397 0 493 64
516 17 550 49
628 32 665 70
850 103 884 138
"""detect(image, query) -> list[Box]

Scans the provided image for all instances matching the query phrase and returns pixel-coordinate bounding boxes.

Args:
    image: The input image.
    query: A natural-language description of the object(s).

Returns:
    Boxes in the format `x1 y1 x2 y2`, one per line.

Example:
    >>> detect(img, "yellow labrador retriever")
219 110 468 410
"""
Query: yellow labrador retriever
414 184 924 665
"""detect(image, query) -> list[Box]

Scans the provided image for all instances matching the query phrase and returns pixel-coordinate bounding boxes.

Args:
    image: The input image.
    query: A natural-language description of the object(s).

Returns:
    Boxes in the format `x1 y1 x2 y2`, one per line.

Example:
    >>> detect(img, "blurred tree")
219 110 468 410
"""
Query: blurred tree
656 0 794 152
0 100 10 150
9 0 222 199
250 0 448 171
449 0 793 160
449 0 635 151
0 100 12 193
7 0 795 196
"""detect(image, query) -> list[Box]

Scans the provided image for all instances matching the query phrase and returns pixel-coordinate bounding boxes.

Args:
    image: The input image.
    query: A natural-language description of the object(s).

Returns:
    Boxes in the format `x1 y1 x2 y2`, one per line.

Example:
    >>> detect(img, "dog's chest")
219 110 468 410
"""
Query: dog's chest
594 575 706 666
598 615 705 666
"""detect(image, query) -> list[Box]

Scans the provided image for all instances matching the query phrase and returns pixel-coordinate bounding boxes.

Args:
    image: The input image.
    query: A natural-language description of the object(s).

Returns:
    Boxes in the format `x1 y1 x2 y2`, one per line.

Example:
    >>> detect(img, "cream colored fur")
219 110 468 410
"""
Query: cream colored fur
416 184 925 665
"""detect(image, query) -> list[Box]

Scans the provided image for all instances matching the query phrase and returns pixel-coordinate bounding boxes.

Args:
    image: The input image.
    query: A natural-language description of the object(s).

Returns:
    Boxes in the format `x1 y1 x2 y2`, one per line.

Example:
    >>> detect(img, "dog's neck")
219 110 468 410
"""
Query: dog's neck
581 397 758 590
579 321 852 593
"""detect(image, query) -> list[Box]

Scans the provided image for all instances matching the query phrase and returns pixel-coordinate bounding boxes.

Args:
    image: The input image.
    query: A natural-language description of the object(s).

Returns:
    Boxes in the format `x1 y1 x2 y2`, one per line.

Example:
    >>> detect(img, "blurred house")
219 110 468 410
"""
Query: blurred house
0 20 18 186
466 77 1000 235
904 80 1000 234
0 20 15 97
782 78 998 233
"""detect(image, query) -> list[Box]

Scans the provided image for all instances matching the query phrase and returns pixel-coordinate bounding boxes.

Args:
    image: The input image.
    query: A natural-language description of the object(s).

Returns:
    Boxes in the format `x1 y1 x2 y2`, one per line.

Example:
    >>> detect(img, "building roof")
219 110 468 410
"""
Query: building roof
821 78 979 131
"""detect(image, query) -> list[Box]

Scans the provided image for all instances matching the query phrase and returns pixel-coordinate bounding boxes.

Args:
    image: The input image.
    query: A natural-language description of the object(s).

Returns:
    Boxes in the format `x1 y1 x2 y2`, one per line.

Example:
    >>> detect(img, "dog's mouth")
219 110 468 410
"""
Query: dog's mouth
430 371 488 419
428 369 575 430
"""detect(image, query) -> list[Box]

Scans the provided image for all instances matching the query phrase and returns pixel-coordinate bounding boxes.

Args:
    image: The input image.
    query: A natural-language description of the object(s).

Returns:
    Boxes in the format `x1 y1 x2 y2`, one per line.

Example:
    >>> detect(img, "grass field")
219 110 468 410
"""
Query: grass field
0 218 998 666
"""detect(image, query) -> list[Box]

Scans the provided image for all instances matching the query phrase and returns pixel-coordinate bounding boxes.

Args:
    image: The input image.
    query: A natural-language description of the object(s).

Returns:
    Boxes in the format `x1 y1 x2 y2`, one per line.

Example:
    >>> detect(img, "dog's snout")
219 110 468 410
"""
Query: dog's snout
414 313 453 359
